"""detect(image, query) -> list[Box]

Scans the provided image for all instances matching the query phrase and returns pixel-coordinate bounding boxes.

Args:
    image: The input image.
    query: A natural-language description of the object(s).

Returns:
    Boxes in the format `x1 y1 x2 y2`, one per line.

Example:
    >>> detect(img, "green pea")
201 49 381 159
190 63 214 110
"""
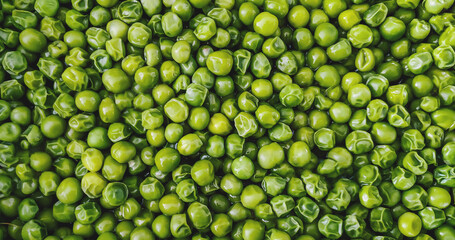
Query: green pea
318 214 343 239
191 160 215 186
35 0 59 17
253 12 278 37
314 23 338 47
348 24 373 48
398 212 422 237
56 177 83 205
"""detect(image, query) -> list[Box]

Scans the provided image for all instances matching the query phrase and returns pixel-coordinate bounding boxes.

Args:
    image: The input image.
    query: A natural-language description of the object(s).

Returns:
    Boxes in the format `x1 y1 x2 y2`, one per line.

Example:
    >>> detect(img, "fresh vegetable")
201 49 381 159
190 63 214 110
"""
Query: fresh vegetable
0 0 455 239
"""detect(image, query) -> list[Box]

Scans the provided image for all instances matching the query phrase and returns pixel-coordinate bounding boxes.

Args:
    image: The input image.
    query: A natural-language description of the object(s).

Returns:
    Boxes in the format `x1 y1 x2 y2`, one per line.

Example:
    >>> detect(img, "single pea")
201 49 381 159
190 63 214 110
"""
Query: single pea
40 115 66 139
253 12 279 37
428 187 451 209
398 212 422 237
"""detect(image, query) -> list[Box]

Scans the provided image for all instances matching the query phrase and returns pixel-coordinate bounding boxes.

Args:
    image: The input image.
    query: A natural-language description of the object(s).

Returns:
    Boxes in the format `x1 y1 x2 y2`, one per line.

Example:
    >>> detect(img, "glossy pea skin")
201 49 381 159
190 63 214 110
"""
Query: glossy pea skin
253 12 278 37
399 212 422 237
19 28 47 53
56 177 83 205
428 187 451 209
40 115 66 139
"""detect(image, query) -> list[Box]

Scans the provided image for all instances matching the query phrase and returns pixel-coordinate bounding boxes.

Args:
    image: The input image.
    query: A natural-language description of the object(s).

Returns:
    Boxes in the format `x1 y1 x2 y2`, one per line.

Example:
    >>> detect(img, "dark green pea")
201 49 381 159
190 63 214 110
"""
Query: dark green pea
380 17 406 41
12 10 38 30
0 196 21 218
100 182 128 209
21 220 47 240
261 174 286 197
419 207 446 230
238 2 259 26
326 187 351 211
370 145 397 169
18 198 39 221
291 28 314 51
2 51 27 76
0 28 19 48
209 193 230 213
213 76 234 97
34 0 59 17
402 185 428 211
186 201 212 230
318 214 343 239
356 164 381 186
391 165 416 190
307 47 328 70
378 181 401 208
74 202 101 225
370 207 393 233
169 213 191 238
435 165 455 187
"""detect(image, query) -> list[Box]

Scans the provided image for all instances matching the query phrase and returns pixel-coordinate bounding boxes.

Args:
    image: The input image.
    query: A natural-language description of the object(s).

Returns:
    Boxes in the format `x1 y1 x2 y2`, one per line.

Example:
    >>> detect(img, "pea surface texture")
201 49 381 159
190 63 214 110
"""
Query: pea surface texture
1 0 455 239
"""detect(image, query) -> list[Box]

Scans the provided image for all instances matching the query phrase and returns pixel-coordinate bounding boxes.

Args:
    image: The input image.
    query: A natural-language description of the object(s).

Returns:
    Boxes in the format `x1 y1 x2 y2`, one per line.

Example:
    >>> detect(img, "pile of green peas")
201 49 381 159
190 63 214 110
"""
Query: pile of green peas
1 0 455 239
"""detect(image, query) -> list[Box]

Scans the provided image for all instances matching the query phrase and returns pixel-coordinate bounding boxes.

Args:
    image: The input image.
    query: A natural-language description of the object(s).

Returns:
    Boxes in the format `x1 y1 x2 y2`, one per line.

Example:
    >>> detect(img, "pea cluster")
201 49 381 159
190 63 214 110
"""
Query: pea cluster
1 0 455 239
